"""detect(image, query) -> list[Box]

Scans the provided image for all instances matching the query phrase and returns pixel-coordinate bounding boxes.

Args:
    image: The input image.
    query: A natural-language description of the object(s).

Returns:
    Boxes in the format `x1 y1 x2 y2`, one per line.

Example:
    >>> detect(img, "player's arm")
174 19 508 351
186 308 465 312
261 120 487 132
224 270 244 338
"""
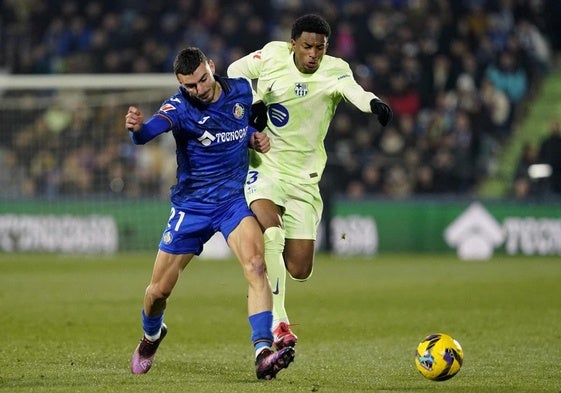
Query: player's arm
125 106 171 145
228 49 264 102
227 49 262 81
340 83 392 127
249 126 270 153
249 100 268 131
337 59 393 126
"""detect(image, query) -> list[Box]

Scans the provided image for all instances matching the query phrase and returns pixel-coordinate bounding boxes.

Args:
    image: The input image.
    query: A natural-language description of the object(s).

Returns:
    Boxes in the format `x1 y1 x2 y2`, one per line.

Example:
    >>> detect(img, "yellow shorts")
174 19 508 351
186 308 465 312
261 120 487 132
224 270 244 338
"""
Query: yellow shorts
245 169 323 240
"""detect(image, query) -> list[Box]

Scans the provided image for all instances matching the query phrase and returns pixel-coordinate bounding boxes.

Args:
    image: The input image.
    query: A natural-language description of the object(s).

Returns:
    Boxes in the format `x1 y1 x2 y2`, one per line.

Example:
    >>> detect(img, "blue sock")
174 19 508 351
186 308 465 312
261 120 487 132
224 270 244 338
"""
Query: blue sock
248 311 274 353
142 309 164 337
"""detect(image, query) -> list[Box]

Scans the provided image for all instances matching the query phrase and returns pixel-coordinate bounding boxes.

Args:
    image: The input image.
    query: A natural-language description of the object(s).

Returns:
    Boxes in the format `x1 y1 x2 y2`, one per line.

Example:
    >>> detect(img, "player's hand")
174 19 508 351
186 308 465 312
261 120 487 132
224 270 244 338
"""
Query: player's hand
125 106 144 132
250 131 270 153
249 101 268 131
370 98 392 127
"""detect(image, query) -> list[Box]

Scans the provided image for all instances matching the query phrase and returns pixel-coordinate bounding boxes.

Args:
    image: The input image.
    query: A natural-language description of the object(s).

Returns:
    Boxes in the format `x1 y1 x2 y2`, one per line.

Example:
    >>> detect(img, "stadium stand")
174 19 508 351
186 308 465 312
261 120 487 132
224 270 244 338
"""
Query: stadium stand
1 0 560 200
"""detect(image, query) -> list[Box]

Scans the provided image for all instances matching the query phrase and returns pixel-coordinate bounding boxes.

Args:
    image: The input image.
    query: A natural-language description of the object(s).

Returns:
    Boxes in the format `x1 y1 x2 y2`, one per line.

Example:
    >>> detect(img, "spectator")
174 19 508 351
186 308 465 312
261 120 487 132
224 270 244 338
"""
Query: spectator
449 111 476 192
413 164 436 194
484 50 528 131
386 72 421 118
479 77 511 137
0 1 559 200
538 120 561 194
512 142 538 200
515 18 551 75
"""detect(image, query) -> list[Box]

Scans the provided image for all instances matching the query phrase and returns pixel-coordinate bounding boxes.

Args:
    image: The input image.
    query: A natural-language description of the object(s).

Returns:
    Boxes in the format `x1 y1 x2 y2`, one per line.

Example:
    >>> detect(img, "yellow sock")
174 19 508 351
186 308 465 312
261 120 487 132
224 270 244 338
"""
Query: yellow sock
263 227 288 326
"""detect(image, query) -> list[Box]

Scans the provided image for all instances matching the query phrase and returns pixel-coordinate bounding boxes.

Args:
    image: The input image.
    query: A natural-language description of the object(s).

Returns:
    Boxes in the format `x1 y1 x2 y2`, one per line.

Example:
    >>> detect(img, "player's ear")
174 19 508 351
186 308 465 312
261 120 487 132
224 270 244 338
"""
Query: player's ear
290 39 296 52
208 59 216 73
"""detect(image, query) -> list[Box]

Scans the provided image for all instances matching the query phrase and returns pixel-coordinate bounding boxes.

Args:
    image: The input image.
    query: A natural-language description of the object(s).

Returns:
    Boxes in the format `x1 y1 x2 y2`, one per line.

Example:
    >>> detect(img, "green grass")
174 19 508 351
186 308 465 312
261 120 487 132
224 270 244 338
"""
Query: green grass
1 252 560 392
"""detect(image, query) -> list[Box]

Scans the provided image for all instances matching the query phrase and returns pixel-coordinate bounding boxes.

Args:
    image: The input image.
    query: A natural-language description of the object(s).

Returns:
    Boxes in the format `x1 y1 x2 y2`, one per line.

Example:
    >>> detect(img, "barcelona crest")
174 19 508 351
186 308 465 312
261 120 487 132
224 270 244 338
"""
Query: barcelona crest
294 82 308 97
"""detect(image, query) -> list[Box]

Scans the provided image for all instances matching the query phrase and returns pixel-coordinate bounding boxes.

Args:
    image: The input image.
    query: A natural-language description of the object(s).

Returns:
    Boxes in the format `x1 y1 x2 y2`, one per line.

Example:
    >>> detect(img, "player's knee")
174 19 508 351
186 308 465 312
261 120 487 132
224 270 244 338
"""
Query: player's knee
287 265 313 281
243 255 267 280
146 283 172 301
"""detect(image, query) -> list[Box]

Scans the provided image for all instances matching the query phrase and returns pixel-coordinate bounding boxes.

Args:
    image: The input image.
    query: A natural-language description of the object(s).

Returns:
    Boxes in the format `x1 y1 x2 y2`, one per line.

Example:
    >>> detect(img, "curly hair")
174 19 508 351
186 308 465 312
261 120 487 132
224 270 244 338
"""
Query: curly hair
291 14 331 40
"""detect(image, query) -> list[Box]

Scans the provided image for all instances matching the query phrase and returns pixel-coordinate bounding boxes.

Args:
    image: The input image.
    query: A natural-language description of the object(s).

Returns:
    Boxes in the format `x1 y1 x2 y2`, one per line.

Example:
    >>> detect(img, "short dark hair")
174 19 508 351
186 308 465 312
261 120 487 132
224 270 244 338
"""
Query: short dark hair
291 14 331 40
173 47 208 75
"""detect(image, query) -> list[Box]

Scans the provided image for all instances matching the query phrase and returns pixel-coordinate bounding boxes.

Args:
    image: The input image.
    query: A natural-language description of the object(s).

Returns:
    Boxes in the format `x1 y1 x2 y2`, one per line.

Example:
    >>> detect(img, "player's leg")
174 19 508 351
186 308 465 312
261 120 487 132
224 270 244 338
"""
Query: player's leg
227 215 271 318
143 249 194 327
251 199 297 351
283 238 315 280
131 250 194 374
269 183 321 348
246 170 295 349
251 199 298 350
249 199 290 327
132 203 210 374
282 182 323 281
225 209 294 380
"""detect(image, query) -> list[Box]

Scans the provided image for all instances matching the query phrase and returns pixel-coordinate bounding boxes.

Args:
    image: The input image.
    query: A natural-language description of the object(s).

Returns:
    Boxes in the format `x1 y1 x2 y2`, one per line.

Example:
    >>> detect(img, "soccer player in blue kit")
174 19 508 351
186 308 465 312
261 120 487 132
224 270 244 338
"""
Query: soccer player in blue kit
125 47 294 380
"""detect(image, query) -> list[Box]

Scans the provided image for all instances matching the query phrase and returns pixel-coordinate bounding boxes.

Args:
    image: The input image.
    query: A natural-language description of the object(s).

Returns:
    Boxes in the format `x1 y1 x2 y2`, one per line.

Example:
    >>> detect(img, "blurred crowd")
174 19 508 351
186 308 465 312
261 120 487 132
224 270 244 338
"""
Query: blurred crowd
1 0 561 200
513 119 561 199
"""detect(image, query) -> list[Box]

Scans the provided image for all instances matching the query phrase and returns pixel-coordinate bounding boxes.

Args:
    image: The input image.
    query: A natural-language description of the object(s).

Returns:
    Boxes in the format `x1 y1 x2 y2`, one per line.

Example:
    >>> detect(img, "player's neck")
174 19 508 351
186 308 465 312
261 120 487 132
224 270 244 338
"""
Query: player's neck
211 80 223 103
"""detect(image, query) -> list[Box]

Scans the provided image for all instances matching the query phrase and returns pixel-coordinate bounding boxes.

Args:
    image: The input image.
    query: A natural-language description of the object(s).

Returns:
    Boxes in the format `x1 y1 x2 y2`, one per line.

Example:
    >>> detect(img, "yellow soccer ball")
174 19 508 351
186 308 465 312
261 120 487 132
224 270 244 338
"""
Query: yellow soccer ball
414 333 464 381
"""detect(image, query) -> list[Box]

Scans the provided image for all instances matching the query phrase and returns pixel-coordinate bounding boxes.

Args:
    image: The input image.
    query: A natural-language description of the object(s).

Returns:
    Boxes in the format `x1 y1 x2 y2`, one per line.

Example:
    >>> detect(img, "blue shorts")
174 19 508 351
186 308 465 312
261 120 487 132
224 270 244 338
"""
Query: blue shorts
158 196 253 255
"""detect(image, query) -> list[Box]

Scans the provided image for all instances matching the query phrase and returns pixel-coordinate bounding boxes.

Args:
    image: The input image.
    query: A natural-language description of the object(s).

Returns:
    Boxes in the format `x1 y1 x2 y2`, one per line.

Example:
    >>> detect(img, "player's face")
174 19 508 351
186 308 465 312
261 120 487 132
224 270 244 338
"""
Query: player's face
291 32 328 74
177 60 220 104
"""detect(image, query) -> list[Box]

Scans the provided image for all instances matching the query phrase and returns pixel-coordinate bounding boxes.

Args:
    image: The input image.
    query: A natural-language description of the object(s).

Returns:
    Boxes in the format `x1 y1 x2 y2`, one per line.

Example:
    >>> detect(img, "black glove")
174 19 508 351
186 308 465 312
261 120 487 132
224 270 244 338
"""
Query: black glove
370 98 392 127
249 101 268 131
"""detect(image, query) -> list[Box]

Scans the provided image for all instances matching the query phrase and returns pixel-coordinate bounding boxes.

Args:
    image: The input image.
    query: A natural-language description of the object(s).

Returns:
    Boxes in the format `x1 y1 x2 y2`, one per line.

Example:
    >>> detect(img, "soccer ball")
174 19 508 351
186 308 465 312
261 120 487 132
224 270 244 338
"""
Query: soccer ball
414 333 464 381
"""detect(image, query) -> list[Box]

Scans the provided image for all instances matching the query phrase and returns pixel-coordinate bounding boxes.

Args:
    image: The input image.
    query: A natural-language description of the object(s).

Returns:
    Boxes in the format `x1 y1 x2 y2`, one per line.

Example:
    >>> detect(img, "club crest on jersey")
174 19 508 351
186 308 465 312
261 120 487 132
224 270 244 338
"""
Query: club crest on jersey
233 103 245 119
159 103 176 112
294 82 308 97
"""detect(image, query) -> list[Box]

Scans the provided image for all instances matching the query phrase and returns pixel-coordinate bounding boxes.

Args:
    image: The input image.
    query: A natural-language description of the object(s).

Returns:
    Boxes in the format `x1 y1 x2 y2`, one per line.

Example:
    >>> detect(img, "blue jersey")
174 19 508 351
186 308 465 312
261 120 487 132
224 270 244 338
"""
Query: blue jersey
153 76 254 205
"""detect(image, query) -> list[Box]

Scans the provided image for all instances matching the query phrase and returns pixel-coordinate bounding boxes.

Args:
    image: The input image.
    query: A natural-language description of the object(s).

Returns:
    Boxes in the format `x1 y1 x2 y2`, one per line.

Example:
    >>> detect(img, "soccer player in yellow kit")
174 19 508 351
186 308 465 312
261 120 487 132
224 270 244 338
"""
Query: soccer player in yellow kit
227 14 392 351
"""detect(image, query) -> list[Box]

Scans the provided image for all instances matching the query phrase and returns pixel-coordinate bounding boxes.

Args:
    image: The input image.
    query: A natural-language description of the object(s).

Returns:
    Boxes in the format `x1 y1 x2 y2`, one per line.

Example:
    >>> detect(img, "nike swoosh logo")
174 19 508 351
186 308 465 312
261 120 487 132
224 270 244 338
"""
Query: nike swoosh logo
272 278 280 295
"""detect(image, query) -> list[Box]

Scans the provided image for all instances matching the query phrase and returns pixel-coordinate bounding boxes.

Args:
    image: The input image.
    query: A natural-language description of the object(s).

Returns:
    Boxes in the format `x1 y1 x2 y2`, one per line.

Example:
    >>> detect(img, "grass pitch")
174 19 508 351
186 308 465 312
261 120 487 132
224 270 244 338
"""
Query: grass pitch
1 252 560 392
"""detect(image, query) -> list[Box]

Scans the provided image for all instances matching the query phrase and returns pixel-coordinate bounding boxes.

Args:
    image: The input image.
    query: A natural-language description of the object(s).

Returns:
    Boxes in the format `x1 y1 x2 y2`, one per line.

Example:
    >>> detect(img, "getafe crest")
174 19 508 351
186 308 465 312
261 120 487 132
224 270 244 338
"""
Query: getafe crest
294 82 308 97
233 103 245 119
162 231 173 245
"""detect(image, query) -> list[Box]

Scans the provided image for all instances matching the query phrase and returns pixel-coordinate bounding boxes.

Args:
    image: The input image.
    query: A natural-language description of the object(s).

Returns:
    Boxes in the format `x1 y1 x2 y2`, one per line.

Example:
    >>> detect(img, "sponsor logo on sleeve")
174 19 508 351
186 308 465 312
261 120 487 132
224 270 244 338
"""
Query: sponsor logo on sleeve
159 103 176 113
